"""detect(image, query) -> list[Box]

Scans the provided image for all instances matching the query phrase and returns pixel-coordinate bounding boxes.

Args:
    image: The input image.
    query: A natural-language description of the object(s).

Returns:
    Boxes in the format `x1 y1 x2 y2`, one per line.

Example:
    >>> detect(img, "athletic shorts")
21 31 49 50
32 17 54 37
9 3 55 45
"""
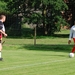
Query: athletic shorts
0 33 2 41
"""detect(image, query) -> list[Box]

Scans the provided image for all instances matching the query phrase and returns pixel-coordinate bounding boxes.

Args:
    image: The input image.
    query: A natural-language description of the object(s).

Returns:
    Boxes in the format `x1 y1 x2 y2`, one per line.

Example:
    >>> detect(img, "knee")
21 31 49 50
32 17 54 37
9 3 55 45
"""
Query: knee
0 44 2 51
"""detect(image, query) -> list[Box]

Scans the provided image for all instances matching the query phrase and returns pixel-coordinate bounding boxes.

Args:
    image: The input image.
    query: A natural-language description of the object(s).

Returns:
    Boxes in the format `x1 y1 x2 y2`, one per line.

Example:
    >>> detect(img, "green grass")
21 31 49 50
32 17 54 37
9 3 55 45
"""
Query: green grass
0 34 75 75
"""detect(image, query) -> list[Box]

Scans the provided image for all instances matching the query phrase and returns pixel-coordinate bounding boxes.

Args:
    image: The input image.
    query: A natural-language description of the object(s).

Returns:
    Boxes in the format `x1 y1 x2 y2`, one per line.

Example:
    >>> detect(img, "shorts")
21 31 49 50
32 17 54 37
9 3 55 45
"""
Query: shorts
0 33 2 41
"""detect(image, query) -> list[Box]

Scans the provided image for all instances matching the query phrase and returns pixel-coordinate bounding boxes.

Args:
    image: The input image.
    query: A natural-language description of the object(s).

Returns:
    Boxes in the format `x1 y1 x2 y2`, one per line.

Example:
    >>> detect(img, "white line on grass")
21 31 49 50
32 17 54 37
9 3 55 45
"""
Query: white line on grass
0 59 72 71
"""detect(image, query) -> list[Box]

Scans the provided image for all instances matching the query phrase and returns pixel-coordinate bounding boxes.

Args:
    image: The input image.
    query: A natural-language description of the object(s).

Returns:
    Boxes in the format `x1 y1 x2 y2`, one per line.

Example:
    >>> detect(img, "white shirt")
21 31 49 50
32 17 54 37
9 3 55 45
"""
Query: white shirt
69 25 75 40
2 25 5 32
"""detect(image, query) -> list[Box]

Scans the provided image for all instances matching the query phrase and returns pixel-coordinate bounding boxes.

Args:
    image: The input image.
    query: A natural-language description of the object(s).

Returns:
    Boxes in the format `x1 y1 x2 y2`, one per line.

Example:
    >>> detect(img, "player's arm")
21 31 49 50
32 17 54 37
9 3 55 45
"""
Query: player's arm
0 30 7 37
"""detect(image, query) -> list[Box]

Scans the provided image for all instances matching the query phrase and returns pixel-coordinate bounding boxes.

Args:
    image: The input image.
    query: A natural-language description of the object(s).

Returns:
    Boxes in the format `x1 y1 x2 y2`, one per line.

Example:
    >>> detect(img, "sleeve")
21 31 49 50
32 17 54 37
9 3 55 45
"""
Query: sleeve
0 25 3 30
69 28 73 40
0 21 3 30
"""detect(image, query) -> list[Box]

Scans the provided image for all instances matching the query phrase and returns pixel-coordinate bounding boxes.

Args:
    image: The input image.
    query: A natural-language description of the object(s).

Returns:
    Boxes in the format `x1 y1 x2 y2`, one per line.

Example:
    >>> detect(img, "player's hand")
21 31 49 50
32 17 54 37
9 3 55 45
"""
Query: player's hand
68 40 71 44
4 33 7 37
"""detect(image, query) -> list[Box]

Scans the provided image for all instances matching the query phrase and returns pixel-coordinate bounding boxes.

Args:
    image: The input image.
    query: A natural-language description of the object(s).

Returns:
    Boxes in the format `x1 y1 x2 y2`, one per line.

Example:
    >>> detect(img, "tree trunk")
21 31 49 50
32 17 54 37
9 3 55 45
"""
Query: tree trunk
34 25 36 45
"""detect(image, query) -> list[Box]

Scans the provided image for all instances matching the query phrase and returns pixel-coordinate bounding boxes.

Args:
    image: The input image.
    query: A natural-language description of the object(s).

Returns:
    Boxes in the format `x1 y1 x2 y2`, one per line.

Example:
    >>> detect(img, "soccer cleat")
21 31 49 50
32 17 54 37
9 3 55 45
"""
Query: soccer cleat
0 58 3 61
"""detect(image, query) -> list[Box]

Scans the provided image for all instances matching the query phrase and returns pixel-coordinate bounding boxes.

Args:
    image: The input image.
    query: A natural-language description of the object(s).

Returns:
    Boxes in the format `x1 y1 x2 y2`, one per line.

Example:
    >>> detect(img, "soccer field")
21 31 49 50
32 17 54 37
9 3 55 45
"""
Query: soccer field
0 37 75 75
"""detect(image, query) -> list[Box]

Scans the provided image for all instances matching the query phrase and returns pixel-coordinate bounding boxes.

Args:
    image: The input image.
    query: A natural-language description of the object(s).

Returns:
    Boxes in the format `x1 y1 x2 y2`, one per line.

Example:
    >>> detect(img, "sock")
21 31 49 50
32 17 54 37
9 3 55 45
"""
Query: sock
0 51 1 58
72 46 75 53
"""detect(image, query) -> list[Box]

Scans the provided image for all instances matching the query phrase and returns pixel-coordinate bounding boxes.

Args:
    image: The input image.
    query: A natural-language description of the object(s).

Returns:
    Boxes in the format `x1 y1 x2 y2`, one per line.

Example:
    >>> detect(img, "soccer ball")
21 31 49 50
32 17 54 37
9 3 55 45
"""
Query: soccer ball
69 53 74 58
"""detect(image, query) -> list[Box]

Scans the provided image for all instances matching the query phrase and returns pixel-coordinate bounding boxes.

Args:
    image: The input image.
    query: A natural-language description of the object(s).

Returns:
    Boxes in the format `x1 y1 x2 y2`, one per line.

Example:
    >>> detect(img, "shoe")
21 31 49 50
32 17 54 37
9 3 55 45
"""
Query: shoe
0 58 3 61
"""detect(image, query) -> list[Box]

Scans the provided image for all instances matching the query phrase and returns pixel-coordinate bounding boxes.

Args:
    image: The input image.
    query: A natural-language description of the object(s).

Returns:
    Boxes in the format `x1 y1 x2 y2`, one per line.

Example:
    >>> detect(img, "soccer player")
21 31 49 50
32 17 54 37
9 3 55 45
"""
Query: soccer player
0 14 7 61
68 21 75 53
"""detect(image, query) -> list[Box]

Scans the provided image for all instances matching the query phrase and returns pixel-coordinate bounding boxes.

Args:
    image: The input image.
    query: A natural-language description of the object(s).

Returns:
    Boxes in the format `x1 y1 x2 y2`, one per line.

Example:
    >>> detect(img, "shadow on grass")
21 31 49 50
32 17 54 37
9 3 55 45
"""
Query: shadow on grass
7 34 69 39
53 34 69 38
19 44 73 53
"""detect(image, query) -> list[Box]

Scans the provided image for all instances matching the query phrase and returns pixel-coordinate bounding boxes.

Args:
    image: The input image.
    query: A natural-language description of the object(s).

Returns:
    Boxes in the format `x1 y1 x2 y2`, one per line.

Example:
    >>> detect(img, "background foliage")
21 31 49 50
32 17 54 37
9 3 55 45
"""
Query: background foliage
0 0 69 36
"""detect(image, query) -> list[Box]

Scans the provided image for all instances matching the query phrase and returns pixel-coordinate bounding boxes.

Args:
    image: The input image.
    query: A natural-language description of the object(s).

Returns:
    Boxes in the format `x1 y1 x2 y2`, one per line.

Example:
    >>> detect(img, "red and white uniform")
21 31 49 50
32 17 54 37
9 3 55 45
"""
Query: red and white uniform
69 25 75 53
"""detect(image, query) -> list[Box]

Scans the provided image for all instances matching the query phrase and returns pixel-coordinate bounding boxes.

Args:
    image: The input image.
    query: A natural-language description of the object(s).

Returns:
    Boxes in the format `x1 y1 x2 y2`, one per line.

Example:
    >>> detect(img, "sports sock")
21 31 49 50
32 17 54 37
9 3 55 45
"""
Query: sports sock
0 51 1 58
72 46 75 53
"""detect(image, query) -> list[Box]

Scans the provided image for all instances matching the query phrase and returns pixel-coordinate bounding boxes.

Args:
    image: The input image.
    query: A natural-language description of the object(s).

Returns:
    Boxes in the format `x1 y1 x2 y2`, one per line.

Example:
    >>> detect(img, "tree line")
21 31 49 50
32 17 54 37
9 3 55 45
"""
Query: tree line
0 0 74 36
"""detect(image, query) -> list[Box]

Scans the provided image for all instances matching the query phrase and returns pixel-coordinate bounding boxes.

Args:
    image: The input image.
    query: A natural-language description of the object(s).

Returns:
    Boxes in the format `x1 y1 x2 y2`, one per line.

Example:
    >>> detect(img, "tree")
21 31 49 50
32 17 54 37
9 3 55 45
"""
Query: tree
68 0 75 26
0 1 7 13
63 0 75 27
7 0 68 35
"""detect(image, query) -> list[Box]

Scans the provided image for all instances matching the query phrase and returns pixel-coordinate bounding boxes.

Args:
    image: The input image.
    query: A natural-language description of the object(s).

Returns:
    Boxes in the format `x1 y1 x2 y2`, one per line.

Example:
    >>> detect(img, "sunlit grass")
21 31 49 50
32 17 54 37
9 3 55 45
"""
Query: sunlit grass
0 29 75 75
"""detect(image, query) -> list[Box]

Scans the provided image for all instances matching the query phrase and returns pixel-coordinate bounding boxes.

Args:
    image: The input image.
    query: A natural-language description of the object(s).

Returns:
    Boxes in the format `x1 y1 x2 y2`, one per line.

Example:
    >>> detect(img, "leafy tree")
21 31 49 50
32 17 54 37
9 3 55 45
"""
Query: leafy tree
68 0 75 26
7 0 68 35
0 1 7 13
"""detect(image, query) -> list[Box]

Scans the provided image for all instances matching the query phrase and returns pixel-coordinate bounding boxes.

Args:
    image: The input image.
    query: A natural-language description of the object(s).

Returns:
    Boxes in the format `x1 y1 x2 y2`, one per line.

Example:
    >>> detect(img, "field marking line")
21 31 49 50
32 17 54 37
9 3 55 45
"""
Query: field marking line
0 59 72 71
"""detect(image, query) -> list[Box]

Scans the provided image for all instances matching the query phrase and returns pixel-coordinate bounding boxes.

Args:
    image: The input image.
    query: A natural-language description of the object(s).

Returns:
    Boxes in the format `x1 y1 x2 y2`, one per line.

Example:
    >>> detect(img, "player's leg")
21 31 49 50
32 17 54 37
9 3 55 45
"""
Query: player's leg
0 40 3 60
72 38 75 53
0 40 2 57
0 33 3 61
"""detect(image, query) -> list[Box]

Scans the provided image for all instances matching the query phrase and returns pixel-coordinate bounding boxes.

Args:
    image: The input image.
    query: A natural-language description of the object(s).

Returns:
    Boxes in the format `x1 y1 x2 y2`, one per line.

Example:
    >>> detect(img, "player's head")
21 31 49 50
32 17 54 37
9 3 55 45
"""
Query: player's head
0 14 6 22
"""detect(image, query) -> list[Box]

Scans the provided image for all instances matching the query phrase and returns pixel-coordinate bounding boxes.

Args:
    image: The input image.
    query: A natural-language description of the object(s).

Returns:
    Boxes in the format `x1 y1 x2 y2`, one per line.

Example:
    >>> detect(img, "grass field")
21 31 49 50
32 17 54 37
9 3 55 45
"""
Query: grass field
0 30 75 75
